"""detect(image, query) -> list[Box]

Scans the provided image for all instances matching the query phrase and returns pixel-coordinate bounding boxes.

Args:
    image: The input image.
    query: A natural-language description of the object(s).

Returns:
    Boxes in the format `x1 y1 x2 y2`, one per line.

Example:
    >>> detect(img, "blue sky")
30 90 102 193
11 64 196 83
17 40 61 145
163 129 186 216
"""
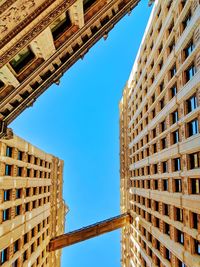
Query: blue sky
11 1 152 266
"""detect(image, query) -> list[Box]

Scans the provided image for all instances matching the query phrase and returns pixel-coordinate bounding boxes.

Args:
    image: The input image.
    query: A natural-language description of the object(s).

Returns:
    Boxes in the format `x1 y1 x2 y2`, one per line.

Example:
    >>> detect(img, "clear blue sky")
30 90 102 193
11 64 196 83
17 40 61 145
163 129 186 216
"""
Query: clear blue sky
11 1 152 266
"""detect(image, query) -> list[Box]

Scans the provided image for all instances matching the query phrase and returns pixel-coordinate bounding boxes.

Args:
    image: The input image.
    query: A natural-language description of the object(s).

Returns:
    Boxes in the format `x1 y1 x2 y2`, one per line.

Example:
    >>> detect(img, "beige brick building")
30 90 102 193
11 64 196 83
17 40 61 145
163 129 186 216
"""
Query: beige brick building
0 134 67 267
0 0 140 138
120 0 200 266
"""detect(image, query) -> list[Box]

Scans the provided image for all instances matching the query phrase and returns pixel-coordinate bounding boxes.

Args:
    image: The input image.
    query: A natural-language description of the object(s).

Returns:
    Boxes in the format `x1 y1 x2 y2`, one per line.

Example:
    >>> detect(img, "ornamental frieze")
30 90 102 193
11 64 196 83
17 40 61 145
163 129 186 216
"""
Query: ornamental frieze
0 0 77 68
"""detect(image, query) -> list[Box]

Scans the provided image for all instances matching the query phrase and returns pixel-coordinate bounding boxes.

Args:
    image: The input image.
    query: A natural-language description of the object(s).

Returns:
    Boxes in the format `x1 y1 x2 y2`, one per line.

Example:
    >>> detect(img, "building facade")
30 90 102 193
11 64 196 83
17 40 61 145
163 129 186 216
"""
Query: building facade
0 134 67 266
120 0 200 266
0 0 141 138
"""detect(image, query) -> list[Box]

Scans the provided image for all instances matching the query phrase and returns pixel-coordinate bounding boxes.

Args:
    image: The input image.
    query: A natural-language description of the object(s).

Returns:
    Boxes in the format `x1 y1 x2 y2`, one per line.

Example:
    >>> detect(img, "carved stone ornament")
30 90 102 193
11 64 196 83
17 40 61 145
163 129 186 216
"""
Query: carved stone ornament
0 0 76 68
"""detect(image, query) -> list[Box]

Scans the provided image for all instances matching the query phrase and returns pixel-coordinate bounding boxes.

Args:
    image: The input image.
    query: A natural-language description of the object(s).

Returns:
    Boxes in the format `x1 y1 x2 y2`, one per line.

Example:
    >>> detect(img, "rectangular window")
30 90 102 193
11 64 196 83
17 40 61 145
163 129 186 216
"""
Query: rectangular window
10 46 35 74
18 167 22 177
189 153 200 169
4 190 10 201
3 209 9 221
16 189 21 199
171 84 177 98
165 222 170 235
176 208 183 222
5 165 12 176
13 240 18 253
163 179 168 191
182 10 191 30
154 180 158 190
185 41 194 58
161 137 167 149
175 179 182 192
177 230 184 244
187 95 197 113
195 239 200 255
1 248 7 264
172 110 179 124
163 161 168 173
191 179 200 194
161 120 166 132
6 146 12 157
160 98 165 110
16 206 20 216
166 248 171 260
192 212 198 229
188 119 199 137
18 151 23 160
174 158 181 171
185 64 196 82
170 65 176 78
50 12 72 41
173 130 179 144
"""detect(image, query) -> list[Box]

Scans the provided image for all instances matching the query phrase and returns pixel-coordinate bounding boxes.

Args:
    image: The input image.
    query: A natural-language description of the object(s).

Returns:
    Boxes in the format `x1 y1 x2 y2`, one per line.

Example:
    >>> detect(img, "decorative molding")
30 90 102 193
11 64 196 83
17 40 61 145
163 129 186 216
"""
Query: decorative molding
0 0 77 67
0 0 17 16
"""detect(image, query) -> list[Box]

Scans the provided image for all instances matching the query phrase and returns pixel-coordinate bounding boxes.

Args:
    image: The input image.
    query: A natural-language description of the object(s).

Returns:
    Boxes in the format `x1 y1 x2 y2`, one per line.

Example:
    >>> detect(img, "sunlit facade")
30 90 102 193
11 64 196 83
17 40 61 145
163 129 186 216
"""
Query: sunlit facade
120 0 200 266
0 0 140 138
0 134 67 266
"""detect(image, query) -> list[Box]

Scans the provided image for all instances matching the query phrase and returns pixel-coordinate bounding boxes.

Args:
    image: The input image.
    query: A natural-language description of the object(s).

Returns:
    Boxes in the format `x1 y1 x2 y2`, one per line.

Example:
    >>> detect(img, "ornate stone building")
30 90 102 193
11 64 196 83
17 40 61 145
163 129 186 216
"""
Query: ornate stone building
0 134 67 266
0 0 140 138
120 0 200 266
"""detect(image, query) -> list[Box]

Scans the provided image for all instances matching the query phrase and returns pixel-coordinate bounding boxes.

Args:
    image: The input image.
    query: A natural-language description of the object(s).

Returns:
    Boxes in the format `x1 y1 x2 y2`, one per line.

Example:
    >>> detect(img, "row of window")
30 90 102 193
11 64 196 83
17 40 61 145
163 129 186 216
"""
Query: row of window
5 146 51 168
4 164 51 178
3 186 50 202
131 1 194 107
130 92 198 140
0 217 49 264
131 177 200 194
2 196 50 221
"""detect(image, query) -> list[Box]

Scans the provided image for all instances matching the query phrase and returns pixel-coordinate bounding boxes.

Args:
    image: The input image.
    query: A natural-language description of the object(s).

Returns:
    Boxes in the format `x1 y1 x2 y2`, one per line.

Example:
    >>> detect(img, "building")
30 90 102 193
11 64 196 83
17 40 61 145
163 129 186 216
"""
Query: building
0 0 141 138
120 0 200 266
0 134 67 266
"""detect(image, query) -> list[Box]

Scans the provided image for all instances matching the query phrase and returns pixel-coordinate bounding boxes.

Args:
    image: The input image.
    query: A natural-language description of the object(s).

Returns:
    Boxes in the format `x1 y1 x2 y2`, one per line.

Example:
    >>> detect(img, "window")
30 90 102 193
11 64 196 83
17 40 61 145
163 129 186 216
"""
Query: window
165 222 170 235
3 209 9 221
187 95 197 113
18 167 22 177
18 151 23 160
83 0 96 12
16 189 21 199
175 179 182 192
13 240 19 253
172 110 179 124
4 190 10 201
182 10 191 30
161 137 167 149
163 179 168 191
192 212 198 229
169 38 175 53
164 204 170 216
170 64 176 78
50 12 72 40
188 119 199 137
24 233 28 244
163 161 168 173
6 146 12 157
191 179 200 194
171 84 177 98
16 206 20 216
168 20 174 35
0 248 7 264
177 230 184 244
10 46 35 74
160 98 165 110
5 165 11 176
185 64 196 82
195 240 200 255
185 41 194 58
154 180 158 190
174 158 181 171
176 208 183 222
161 120 166 131
189 153 200 169
173 130 179 144
166 248 171 260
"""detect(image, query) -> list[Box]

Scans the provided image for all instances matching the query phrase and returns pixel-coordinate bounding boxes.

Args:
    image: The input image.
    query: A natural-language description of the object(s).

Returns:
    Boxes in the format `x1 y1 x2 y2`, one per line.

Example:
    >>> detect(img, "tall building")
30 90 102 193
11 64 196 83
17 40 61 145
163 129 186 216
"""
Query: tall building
0 0 140 138
0 134 67 266
120 0 200 266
